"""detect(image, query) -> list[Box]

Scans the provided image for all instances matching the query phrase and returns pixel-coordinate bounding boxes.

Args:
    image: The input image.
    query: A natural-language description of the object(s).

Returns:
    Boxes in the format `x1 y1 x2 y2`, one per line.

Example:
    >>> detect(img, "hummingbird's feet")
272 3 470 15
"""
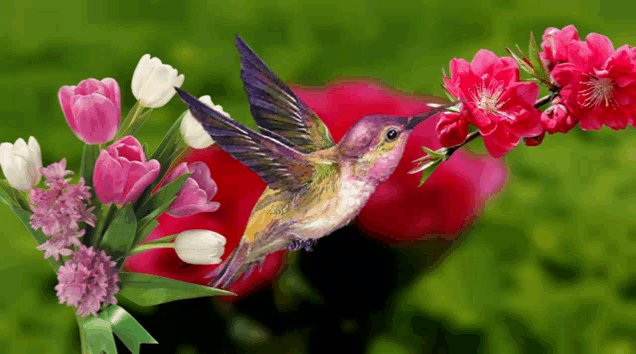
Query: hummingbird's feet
287 239 316 252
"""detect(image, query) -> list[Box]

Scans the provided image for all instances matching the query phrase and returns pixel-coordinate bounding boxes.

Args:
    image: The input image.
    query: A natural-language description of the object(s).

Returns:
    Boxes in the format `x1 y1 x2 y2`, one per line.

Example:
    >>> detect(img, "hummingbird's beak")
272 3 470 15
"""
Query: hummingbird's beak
405 101 461 130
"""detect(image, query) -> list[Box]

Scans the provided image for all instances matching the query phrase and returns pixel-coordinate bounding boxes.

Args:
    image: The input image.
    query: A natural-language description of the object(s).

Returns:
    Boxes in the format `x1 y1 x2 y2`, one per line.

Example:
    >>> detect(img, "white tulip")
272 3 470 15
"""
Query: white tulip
180 95 230 149
174 229 226 265
131 54 185 108
0 137 42 191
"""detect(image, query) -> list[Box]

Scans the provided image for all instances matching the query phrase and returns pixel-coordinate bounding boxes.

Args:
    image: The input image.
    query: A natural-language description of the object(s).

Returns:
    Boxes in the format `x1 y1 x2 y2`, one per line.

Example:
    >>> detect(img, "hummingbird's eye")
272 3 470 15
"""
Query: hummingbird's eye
385 128 399 141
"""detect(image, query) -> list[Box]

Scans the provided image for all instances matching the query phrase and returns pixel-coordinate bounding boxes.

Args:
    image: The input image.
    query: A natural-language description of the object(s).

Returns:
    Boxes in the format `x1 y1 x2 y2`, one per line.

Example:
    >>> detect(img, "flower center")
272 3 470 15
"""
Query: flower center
468 79 512 119
580 75 617 108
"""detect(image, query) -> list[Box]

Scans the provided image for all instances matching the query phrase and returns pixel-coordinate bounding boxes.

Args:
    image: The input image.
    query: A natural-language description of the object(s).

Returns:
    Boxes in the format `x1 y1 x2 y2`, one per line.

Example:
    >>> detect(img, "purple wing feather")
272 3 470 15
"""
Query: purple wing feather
235 35 335 153
176 88 315 191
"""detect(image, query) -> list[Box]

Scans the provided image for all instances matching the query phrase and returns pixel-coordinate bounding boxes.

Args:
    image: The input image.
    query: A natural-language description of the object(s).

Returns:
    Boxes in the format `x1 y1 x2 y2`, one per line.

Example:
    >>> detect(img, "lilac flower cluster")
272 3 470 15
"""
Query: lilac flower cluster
55 244 120 317
29 159 97 260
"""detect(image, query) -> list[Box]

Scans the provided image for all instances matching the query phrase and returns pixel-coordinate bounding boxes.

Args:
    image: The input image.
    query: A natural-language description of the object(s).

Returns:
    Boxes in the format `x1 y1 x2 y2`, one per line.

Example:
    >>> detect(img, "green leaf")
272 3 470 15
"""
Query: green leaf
506 47 535 77
133 219 159 246
140 233 178 245
121 108 153 138
418 159 442 187
148 113 187 184
99 203 137 265
134 173 189 220
79 144 100 189
528 31 550 83
0 179 27 210
117 272 234 306
81 316 117 354
100 305 157 354
91 204 118 248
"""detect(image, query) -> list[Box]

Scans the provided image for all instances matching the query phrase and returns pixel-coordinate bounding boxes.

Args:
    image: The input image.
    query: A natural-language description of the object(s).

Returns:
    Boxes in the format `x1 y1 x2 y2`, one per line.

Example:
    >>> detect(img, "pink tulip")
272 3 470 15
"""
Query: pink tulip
58 78 121 144
161 162 220 218
93 136 160 206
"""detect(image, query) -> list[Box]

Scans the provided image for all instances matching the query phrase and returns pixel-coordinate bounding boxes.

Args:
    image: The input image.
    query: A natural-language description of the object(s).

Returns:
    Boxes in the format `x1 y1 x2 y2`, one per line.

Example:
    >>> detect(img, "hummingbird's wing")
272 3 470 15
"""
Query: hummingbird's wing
176 88 317 192
235 35 335 153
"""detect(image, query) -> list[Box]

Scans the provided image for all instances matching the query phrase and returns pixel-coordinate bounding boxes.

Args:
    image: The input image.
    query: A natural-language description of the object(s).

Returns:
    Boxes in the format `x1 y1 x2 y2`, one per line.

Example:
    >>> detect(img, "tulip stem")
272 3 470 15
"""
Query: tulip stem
129 242 175 255
116 101 144 140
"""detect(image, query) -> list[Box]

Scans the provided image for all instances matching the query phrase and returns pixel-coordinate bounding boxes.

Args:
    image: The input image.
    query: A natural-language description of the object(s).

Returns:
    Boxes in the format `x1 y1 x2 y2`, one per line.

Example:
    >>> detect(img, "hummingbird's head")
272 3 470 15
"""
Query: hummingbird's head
337 103 456 182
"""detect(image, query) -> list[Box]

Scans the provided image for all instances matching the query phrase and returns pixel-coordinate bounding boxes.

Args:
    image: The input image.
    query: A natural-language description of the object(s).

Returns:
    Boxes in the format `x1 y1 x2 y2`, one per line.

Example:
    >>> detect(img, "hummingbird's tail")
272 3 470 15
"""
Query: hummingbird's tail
207 239 254 289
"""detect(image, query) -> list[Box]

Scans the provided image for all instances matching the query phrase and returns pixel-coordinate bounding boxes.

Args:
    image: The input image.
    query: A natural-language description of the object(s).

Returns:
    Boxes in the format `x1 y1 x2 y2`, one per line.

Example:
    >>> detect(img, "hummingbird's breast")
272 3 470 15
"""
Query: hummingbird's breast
291 176 378 239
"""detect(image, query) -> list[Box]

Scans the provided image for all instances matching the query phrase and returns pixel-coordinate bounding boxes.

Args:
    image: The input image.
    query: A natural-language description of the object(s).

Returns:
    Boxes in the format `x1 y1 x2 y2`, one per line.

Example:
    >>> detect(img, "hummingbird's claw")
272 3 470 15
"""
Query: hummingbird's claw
287 239 317 252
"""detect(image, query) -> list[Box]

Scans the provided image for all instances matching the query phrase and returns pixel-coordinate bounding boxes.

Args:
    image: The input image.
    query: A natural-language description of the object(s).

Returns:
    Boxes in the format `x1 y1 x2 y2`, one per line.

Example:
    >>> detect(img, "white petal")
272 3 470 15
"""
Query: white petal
27 136 41 168
174 230 226 265
131 54 151 99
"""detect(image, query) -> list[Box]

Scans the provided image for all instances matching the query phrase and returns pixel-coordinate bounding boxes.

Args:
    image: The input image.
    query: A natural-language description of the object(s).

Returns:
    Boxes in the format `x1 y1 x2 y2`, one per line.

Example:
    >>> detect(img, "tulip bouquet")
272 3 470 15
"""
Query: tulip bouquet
0 54 235 353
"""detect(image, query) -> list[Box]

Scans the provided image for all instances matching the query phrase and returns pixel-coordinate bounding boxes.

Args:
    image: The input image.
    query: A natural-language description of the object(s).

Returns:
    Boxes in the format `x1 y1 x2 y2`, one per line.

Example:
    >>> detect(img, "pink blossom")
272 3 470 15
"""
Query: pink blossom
55 245 119 317
540 96 578 134
523 132 545 147
58 78 121 144
161 161 220 218
552 34 636 130
30 159 97 260
541 25 581 71
93 136 160 206
436 112 468 146
441 50 542 157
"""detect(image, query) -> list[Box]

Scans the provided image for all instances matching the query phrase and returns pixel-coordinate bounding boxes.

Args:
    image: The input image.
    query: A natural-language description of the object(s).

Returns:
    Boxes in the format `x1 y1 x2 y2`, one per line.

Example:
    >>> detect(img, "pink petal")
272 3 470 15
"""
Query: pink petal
75 78 108 96
482 126 519 158
70 94 119 144
163 162 190 186
585 33 615 66
505 81 539 107
466 102 496 135
120 159 160 205
109 136 146 162
58 86 78 132
188 162 217 200
578 109 603 130
100 78 121 122
93 150 127 204
470 50 500 79
436 112 468 147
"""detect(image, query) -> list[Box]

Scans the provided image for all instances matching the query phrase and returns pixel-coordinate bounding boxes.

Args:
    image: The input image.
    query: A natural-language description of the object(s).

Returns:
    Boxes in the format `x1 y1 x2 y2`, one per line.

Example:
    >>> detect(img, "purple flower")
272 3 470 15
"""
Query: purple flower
30 159 97 260
161 162 220 217
58 78 121 144
93 136 160 206
55 245 120 317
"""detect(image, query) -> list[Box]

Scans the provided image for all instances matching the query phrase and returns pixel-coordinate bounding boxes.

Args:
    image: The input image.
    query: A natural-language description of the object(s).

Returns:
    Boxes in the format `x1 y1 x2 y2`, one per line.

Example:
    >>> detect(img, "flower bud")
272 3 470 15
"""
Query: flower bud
131 54 185 108
161 161 220 218
436 112 468 147
58 78 121 144
179 95 230 149
0 137 42 191
93 136 160 206
174 230 226 265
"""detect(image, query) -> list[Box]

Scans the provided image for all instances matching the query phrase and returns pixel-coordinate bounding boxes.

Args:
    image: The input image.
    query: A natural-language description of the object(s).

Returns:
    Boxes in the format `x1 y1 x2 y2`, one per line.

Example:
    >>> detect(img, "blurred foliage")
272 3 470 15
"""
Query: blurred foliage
1 0 636 353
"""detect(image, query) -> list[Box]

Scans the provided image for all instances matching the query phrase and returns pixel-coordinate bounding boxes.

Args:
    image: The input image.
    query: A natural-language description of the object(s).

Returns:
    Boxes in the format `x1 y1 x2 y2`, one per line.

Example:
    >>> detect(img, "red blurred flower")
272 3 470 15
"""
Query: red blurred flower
124 79 508 298
293 80 508 243
441 50 543 157
552 33 636 130
540 25 581 71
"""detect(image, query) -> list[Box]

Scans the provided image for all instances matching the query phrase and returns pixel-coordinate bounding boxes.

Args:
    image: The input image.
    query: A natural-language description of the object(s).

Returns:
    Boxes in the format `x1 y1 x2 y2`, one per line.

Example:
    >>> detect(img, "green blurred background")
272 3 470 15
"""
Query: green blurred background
1 0 636 353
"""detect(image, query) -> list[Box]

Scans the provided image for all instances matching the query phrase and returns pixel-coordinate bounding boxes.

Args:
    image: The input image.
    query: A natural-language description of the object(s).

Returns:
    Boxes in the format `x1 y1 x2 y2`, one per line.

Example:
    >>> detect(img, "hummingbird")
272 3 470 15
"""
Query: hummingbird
175 35 456 288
